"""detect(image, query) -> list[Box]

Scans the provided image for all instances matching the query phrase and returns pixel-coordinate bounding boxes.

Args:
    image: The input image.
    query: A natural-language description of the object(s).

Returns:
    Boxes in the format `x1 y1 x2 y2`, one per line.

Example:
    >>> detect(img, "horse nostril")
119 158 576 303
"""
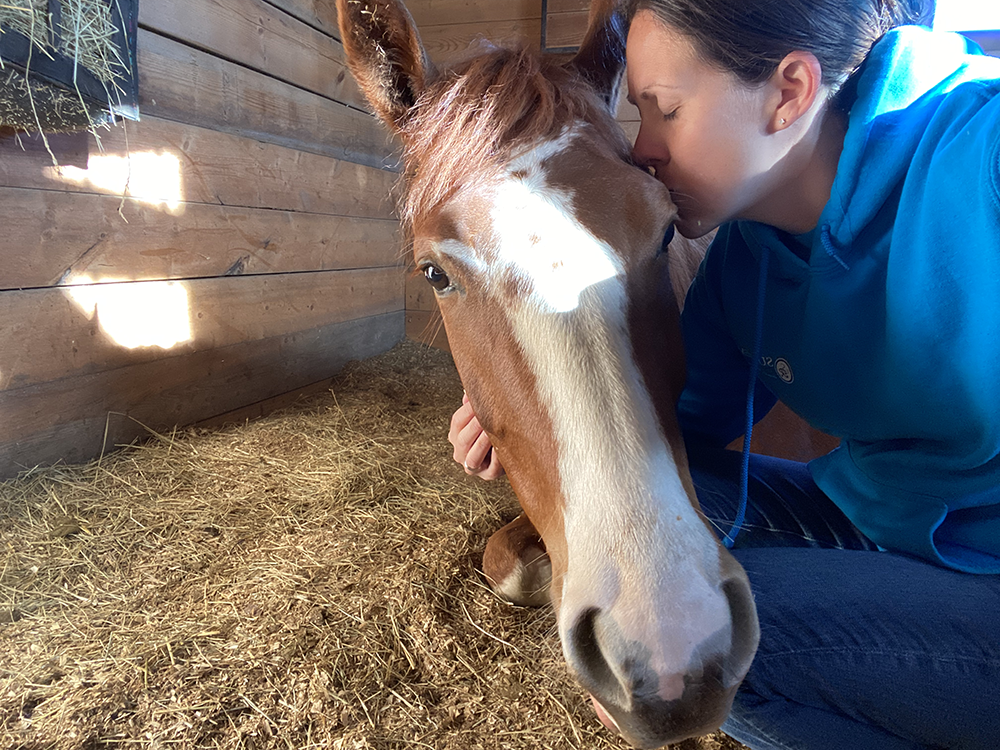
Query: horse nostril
721 574 761 686
566 607 621 703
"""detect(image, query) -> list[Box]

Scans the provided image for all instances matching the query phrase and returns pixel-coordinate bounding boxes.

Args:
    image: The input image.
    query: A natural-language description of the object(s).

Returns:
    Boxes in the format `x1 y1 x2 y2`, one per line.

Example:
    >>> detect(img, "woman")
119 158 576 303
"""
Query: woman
451 0 1000 748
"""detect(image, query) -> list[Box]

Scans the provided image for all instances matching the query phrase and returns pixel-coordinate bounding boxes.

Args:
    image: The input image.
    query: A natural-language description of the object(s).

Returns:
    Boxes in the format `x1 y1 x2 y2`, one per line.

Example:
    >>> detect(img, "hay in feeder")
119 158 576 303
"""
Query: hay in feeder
0 0 128 132
0 65 111 131
0 340 747 750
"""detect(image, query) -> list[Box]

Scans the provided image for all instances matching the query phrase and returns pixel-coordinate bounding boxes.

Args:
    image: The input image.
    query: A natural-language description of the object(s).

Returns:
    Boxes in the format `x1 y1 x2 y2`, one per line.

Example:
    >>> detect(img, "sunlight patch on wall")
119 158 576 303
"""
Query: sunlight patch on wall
47 150 184 213
64 276 193 350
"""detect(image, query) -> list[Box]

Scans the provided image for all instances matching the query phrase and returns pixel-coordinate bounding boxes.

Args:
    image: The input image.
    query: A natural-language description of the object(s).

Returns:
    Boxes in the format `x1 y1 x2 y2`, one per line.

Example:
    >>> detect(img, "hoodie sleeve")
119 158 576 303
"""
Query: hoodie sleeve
677 226 778 447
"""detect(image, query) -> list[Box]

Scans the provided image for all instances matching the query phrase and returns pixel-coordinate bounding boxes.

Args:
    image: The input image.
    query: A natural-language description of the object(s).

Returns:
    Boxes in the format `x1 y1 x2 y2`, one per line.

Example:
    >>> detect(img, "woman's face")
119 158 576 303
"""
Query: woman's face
626 12 781 238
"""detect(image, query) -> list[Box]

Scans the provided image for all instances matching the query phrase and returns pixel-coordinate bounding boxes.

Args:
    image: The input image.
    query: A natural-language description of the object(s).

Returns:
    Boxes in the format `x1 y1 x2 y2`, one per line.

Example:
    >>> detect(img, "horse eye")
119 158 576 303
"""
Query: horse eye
423 264 451 292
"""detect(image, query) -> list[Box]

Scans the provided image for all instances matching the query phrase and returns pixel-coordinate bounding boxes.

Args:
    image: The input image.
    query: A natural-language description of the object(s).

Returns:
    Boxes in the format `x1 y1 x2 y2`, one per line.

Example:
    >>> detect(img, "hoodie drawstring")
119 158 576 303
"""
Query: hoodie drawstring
722 246 770 549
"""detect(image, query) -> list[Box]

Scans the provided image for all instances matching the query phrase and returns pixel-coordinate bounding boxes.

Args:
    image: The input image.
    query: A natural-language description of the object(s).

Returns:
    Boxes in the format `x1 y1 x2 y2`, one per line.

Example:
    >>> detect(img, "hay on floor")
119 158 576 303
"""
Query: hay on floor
0 340 745 750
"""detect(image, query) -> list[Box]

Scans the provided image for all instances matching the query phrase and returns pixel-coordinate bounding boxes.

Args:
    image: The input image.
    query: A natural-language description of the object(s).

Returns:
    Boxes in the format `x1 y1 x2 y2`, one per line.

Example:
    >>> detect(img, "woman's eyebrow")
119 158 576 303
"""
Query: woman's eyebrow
627 84 682 105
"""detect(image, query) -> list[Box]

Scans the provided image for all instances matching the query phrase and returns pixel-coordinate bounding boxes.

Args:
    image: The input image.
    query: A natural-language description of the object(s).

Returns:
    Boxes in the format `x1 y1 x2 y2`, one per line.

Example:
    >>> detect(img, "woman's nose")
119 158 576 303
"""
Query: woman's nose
631 124 667 173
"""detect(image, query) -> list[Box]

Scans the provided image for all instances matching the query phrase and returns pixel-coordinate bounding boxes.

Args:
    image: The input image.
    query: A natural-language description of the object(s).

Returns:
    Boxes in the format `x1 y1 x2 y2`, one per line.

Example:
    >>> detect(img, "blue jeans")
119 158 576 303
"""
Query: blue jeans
687 442 1000 750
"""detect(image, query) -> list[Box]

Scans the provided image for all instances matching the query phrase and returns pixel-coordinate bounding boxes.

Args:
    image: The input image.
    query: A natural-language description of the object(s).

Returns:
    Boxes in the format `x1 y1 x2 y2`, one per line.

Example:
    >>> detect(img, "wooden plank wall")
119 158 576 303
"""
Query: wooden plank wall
0 0 406 478
403 0 641 349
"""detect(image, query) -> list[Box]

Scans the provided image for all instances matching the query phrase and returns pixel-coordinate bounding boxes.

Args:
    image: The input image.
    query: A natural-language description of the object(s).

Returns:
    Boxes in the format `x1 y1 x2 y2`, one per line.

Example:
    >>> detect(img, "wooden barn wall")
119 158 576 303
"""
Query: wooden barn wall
0 0 406 478
404 0 641 349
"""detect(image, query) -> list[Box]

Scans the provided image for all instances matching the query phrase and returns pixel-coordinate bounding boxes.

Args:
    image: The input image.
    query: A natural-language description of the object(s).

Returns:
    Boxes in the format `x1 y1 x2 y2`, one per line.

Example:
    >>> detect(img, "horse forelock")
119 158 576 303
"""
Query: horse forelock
399 42 630 228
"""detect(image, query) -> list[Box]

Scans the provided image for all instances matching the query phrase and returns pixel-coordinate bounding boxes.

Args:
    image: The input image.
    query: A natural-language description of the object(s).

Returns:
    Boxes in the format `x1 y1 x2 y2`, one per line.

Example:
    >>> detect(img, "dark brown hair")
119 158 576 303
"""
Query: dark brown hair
631 0 930 88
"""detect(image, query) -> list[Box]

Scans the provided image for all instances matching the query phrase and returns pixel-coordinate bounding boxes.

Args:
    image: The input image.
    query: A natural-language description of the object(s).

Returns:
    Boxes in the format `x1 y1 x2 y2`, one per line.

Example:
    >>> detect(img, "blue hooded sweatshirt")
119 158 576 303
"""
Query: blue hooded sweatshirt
677 26 1000 573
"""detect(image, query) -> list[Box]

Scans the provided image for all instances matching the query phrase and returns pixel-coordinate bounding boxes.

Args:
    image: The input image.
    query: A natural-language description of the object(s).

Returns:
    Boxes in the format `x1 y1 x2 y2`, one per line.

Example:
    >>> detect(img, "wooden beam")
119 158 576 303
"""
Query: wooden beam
0 117 399 220
265 0 340 40
0 311 404 478
405 308 449 352
543 9 587 49
1 186 402 289
139 0 367 109
1 266 403 390
406 0 541 27
545 0 586 12
405 270 439 312
138 29 398 170
417 18 542 62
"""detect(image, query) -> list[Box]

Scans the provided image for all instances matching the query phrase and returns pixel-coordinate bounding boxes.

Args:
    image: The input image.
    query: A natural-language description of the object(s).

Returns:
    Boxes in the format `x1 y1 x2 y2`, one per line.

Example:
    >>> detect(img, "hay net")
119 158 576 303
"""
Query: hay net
0 0 128 132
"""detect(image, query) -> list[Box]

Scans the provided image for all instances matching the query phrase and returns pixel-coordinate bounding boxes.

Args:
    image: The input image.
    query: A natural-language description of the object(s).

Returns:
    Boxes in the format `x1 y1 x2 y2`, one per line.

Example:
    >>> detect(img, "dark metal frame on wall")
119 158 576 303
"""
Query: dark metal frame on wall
0 0 140 121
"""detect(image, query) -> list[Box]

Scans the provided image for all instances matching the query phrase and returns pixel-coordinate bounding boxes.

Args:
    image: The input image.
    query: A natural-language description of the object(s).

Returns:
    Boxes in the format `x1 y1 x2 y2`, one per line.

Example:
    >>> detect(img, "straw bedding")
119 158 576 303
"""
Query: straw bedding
0 340 746 750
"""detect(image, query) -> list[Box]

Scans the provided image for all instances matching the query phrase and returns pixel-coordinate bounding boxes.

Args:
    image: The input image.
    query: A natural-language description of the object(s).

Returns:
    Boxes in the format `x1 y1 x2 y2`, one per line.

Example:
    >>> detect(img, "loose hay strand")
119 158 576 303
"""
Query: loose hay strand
0 341 745 750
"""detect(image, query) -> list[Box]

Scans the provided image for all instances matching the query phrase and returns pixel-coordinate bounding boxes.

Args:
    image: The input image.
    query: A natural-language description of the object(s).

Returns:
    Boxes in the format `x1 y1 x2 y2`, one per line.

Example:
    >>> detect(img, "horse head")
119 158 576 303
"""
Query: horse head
336 1 760 745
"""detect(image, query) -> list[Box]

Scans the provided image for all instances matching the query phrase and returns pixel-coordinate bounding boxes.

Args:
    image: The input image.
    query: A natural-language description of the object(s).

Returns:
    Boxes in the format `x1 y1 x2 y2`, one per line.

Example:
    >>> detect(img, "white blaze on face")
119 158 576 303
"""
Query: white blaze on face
490 133 620 314
489 127 730 691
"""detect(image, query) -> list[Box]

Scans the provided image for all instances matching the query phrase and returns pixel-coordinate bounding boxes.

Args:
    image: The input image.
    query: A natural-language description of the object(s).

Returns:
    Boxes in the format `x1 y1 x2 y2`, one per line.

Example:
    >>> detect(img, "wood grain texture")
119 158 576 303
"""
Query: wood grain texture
1 266 403 390
264 0 340 40
405 308 448 351
138 29 398 170
0 118 399 219
405 270 439 313
418 18 542 62
0 311 404 478
544 9 587 49
139 0 366 109
407 0 540 27
0 186 402 289
545 0 586 13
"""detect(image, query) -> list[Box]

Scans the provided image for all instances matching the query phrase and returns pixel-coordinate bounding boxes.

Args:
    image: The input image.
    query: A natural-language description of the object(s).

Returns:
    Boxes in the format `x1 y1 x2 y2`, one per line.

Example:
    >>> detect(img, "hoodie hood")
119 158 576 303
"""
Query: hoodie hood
821 26 999 261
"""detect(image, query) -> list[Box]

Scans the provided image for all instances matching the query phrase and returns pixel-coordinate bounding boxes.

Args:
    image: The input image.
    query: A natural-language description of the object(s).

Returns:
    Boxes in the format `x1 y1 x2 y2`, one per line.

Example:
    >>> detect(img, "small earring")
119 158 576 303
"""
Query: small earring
780 118 787 125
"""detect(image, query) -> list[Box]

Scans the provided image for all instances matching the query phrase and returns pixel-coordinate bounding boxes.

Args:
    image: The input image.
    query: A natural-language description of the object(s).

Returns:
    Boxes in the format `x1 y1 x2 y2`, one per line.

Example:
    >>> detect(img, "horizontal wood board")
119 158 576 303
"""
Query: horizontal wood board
405 309 449 352
264 0 340 39
0 311 404 478
139 0 368 110
138 29 398 170
1 186 401 290
0 118 399 220
1 266 403 390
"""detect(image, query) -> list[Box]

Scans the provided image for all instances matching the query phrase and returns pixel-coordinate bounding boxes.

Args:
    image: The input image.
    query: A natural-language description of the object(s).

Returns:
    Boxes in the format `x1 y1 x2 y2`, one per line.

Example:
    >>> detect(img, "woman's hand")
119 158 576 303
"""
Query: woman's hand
448 393 505 480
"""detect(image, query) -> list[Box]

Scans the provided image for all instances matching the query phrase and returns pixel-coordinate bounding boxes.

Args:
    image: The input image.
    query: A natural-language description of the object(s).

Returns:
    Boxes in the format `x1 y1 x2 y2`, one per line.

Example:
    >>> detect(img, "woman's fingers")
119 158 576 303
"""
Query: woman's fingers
467 430 505 479
465 427 494 472
448 395 505 479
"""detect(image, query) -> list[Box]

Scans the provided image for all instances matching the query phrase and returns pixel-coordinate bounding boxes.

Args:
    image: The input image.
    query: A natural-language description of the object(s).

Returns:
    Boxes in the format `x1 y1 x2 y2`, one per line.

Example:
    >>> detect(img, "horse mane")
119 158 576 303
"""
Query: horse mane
399 42 631 227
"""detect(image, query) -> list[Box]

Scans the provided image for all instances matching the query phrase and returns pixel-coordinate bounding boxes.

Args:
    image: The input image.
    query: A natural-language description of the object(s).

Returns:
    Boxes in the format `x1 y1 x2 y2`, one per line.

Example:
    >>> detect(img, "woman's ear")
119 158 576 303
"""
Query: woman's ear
770 51 823 132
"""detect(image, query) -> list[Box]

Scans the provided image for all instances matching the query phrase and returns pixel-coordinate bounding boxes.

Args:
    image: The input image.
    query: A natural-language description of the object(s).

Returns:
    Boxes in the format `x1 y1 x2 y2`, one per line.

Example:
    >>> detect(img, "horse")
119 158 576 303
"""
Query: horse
337 0 760 745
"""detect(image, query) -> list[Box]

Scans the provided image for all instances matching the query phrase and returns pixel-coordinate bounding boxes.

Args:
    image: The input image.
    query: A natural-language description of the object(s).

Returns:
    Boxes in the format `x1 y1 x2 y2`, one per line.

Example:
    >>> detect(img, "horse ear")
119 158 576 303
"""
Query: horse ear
336 0 436 131
570 0 631 111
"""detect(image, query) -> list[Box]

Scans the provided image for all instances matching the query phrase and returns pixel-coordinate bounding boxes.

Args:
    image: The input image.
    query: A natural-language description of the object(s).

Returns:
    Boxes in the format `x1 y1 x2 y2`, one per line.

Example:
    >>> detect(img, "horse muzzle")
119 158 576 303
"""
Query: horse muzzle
564 572 759 748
